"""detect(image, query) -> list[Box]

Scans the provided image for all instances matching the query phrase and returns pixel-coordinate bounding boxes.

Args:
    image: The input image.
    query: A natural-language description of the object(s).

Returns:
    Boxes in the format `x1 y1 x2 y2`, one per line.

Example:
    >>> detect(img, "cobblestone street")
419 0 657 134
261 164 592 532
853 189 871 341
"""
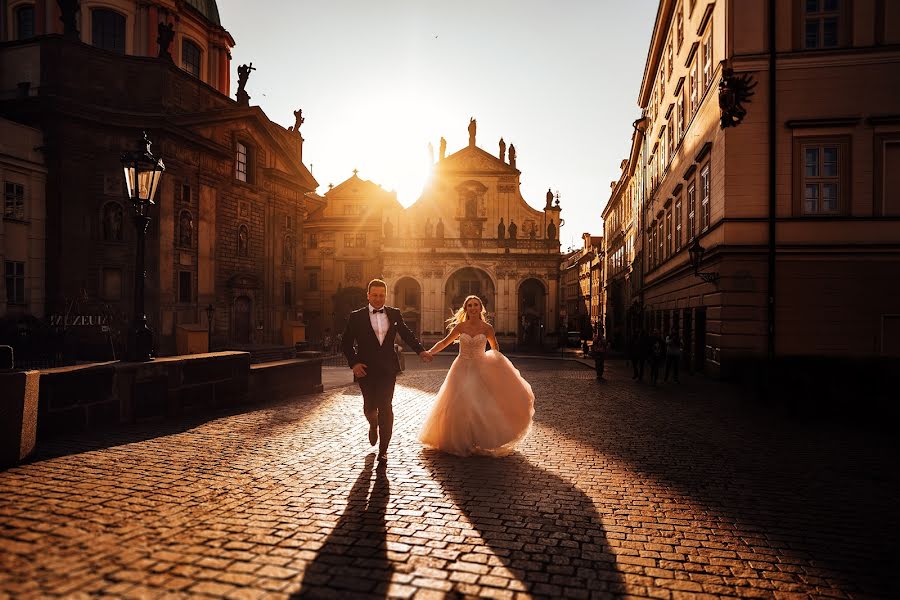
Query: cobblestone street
1 358 898 599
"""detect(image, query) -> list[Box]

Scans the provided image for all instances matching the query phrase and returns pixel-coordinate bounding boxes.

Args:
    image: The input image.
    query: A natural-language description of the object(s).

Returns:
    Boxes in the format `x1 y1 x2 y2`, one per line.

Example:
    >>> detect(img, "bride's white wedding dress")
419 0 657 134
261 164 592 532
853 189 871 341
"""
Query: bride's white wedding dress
419 333 534 457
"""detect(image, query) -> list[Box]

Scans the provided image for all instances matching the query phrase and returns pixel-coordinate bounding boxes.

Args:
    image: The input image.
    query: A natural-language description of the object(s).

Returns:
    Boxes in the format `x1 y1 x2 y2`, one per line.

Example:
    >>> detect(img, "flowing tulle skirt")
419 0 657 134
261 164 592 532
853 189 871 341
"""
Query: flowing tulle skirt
419 350 535 457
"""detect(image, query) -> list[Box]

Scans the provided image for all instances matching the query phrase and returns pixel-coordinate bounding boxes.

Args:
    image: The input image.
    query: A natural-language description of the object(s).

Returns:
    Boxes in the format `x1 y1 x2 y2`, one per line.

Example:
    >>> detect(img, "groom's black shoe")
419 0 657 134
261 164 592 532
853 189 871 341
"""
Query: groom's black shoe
368 423 378 446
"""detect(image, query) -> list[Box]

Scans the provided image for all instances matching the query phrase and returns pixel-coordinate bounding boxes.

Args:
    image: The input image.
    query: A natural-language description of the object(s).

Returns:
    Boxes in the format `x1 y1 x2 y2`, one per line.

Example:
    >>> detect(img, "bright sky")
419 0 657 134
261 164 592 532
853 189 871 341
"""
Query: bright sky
217 1 657 250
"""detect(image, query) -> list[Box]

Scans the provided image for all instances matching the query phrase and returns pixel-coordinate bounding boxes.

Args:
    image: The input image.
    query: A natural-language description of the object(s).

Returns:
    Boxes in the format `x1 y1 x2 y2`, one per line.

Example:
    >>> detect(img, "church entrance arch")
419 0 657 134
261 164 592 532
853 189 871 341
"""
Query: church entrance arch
444 267 495 320
518 278 546 348
394 277 422 337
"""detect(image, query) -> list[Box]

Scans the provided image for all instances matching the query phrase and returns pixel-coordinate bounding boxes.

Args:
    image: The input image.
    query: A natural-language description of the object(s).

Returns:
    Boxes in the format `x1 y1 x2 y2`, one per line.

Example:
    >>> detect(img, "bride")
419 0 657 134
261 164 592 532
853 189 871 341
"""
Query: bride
419 295 535 457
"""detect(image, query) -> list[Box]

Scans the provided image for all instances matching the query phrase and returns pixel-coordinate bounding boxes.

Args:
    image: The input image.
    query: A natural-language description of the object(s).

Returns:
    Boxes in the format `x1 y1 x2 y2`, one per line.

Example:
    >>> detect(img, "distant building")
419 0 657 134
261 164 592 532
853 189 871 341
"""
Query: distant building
0 1 318 358
301 172 401 341
609 0 900 376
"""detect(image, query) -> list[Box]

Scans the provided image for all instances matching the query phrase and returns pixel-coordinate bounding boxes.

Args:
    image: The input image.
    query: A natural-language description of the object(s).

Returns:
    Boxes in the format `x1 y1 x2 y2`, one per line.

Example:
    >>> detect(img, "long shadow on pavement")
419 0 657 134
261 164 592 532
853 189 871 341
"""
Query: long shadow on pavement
537 363 900 597
423 450 624 597
292 454 391 599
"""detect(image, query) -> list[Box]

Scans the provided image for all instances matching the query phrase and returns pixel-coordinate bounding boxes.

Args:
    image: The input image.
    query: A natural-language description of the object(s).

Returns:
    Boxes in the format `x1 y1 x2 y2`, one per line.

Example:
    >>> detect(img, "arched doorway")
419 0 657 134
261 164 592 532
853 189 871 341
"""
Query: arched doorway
394 277 422 337
234 296 252 343
518 278 546 348
333 286 367 335
445 267 495 319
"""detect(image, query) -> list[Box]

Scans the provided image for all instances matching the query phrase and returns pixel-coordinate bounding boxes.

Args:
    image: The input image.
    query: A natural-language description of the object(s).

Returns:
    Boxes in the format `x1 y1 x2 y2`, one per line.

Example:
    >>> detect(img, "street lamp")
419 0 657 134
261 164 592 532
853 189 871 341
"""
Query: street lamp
205 304 215 353
688 238 720 284
121 132 165 361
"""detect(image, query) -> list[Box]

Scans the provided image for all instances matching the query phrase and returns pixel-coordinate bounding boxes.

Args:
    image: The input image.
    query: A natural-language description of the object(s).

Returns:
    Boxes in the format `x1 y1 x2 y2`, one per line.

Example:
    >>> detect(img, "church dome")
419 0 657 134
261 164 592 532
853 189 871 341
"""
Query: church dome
183 0 221 26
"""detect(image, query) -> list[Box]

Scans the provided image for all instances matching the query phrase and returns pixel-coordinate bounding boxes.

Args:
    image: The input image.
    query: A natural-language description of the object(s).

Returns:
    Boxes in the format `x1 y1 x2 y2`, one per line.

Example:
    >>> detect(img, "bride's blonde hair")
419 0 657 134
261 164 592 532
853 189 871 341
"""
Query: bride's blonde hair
445 295 487 331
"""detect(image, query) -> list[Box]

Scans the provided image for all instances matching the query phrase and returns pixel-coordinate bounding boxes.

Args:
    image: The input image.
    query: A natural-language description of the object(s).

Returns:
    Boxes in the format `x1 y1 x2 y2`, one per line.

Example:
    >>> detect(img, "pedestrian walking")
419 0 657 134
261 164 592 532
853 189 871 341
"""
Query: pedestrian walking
664 330 682 383
648 330 664 386
591 329 607 380
635 330 649 381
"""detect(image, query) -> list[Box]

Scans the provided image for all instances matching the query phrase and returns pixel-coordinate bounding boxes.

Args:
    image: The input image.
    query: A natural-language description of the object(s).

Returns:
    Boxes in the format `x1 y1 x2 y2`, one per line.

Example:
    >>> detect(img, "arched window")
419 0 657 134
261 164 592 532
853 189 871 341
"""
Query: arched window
237 224 249 257
92 9 126 54
178 210 193 247
181 39 202 78
101 202 124 241
15 4 35 40
282 235 294 265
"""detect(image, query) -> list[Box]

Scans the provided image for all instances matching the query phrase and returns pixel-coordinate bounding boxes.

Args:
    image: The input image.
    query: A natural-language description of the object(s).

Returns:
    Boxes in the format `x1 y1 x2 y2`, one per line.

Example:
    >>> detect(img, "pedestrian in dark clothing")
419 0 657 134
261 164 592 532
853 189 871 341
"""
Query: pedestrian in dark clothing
648 330 664 385
592 330 607 380
635 330 649 381
664 331 682 383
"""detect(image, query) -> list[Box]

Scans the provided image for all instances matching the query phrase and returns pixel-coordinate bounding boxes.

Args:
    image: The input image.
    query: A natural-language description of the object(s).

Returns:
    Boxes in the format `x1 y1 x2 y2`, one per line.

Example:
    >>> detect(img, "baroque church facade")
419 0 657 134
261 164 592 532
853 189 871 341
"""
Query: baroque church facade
303 122 563 350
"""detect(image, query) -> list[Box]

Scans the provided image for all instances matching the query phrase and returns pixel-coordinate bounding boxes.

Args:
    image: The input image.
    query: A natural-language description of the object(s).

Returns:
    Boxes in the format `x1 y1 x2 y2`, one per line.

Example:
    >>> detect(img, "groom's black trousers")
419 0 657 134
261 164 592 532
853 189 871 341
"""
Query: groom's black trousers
357 373 397 452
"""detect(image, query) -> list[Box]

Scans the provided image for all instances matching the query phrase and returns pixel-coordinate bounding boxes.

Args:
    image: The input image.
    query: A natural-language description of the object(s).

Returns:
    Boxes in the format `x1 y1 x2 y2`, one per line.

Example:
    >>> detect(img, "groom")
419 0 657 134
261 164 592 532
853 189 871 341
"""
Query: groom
341 279 432 461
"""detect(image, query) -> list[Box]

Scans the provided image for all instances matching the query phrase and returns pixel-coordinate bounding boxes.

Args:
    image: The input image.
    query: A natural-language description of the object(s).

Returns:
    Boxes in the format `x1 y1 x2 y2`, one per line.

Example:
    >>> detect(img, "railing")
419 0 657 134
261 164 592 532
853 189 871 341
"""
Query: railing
382 238 558 251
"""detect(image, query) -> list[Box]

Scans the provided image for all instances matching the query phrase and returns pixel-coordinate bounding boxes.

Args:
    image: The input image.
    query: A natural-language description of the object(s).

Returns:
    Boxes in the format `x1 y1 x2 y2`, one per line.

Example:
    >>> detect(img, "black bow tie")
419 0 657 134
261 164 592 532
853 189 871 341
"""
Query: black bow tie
371 308 384 314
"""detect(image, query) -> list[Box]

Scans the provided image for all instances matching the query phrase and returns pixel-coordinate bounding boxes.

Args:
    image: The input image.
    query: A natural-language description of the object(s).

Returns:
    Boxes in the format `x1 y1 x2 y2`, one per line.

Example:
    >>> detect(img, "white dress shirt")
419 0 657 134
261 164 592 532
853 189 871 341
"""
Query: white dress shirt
368 304 389 346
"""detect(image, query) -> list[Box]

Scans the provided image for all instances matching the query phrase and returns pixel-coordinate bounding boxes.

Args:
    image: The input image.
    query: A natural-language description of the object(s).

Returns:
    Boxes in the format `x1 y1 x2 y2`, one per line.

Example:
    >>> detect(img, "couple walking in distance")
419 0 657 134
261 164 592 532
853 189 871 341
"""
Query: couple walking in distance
341 279 535 461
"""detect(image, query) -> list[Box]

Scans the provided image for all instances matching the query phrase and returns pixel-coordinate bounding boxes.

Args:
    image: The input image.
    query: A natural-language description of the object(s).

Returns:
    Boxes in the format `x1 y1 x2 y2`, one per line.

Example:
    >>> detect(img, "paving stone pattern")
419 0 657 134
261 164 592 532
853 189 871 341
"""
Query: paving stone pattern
1 359 898 599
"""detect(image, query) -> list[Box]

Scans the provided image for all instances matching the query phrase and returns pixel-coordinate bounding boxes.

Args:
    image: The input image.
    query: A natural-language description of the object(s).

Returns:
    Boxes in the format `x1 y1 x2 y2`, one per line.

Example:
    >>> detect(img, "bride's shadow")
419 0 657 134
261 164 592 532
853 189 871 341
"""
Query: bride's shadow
292 454 391 598
422 451 623 596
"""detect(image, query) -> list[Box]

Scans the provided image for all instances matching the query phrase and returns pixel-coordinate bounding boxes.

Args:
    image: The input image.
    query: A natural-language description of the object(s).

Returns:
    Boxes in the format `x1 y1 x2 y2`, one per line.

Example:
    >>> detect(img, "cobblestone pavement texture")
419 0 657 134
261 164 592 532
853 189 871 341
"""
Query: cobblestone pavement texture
1 358 898 599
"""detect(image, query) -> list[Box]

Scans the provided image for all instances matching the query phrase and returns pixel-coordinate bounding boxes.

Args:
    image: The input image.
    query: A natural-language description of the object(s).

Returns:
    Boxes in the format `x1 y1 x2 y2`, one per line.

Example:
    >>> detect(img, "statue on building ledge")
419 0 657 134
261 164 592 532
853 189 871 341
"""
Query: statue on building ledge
425 218 434 238
383 218 393 239
499 138 507 162
288 109 304 134
468 117 477 147
545 188 554 209
508 144 517 169
547 218 557 240
236 63 256 106
436 218 445 238
508 220 517 239
497 217 506 240
439 137 447 161
157 21 175 62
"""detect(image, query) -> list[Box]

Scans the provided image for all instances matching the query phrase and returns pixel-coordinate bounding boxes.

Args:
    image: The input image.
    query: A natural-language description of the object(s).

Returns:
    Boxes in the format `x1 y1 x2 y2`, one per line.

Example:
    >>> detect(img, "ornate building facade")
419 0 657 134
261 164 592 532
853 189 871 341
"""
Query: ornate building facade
0 0 318 358
301 172 401 342
379 124 562 350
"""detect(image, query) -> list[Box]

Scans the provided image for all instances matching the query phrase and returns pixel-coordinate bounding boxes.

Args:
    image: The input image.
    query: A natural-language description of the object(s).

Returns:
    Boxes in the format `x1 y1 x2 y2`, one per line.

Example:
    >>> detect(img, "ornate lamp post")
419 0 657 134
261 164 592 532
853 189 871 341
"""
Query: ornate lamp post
121 132 165 361
205 304 215 353
688 238 720 284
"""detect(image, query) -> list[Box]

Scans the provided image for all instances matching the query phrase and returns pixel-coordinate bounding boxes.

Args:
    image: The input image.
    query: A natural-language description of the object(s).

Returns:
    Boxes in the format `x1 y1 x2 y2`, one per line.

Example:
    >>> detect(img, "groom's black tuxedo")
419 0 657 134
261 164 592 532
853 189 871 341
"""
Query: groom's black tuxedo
341 305 425 455
341 305 425 375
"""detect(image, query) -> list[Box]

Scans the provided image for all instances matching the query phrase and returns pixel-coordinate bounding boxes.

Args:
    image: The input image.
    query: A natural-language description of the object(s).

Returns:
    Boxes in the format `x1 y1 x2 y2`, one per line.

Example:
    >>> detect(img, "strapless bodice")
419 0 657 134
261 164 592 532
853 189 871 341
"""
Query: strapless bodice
458 332 487 359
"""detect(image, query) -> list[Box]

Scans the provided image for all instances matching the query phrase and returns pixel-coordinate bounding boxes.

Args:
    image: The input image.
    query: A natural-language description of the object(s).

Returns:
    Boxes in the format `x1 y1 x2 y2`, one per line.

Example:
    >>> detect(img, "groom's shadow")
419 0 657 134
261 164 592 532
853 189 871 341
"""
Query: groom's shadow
423 451 623 596
292 454 391 598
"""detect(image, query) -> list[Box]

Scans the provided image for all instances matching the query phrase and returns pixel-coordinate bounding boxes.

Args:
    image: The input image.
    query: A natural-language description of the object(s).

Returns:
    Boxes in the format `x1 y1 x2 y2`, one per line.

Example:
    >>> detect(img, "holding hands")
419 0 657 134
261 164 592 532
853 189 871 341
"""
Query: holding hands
419 350 434 363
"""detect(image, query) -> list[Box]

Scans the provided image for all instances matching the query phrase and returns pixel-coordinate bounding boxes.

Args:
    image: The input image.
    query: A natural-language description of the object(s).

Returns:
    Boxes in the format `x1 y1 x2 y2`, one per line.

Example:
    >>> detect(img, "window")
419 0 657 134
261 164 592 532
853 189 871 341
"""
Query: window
702 31 713 90
675 198 683 251
665 209 673 259
688 182 696 240
4 182 25 220
5 261 25 305
405 288 418 307
344 233 366 248
460 280 481 296
101 267 122 301
659 73 665 100
343 204 361 216
235 142 250 182
308 271 319 291
92 9 126 54
667 41 674 79
283 281 293 306
667 115 675 162
677 93 685 140
657 220 664 264
181 183 191 203
804 0 841 49
700 163 711 230
178 271 192 303
799 141 845 215
182 39 202 78
676 4 684 48
877 138 900 216
15 5 35 40
307 232 318 249
101 202 124 241
690 60 699 116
